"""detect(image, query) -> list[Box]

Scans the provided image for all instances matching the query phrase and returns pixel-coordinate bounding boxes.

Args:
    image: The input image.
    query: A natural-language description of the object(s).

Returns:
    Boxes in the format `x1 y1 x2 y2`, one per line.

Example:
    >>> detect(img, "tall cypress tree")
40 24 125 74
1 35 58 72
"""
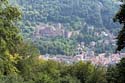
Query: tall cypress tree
114 0 125 52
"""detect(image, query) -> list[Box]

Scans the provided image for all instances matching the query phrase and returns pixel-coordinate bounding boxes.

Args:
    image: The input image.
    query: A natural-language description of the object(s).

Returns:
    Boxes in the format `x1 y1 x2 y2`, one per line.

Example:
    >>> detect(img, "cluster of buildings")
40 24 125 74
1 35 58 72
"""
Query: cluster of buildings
90 53 125 66
39 53 125 66
33 23 73 38
77 53 125 66
34 23 122 66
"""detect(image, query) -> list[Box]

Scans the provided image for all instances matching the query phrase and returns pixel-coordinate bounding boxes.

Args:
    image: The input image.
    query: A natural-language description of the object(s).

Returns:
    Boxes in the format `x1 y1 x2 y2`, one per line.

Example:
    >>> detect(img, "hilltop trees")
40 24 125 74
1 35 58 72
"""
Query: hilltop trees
17 0 117 30
15 0 119 55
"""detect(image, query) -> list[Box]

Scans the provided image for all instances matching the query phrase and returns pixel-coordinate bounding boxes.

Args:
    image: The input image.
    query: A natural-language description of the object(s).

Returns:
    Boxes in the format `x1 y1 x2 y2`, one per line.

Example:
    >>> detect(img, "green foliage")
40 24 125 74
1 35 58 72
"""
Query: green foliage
15 0 120 55
17 41 40 58
106 58 125 83
0 0 22 75
34 38 76 55
1 56 125 83
0 5 22 54
0 75 24 83
106 66 119 83
86 67 107 83
15 57 107 83
116 58 125 83
1 0 125 83
70 62 94 83
17 0 118 29
114 1 125 51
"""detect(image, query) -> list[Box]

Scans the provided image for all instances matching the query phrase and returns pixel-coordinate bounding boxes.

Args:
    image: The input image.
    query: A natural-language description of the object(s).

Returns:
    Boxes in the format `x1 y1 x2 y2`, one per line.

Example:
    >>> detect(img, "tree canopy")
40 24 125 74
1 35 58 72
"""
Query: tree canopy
114 0 125 52
0 0 22 75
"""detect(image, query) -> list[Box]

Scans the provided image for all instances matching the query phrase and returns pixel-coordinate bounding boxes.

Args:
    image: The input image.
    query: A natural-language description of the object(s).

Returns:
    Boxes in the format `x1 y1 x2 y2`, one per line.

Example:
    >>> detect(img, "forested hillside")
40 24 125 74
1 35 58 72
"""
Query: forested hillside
15 0 120 55
17 0 119 29
1 0 125 83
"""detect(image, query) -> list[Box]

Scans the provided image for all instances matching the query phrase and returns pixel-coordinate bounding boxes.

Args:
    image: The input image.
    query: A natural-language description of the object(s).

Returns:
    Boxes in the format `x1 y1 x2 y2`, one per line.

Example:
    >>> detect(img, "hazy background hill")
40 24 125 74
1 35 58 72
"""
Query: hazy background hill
14 0 121 55
16 0 119 29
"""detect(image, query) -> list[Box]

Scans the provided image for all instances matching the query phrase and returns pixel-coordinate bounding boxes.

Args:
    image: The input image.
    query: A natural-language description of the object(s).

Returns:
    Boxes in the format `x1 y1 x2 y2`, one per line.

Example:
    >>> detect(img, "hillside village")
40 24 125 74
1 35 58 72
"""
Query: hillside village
32 22 117 56
34 23 123 66
39 53 125 66
33 23 123 66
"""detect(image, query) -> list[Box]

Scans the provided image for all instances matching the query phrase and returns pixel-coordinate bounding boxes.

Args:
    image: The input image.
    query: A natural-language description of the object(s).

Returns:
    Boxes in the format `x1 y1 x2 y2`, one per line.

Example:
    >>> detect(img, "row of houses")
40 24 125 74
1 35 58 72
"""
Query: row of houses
39 53 125 66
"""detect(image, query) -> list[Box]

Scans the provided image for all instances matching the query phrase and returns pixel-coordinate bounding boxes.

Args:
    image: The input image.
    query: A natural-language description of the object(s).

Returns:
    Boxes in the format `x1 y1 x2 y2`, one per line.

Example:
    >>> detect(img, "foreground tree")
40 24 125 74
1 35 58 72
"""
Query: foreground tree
0 0 22 75
114 0 125 52
116 58 125 83
106 58 125 83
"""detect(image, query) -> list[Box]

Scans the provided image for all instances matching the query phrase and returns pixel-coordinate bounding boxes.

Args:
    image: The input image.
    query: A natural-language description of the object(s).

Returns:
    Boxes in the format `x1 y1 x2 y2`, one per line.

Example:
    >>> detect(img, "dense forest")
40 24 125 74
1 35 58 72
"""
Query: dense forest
16 0 118 29
0 0 125 83
13 0 121 55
